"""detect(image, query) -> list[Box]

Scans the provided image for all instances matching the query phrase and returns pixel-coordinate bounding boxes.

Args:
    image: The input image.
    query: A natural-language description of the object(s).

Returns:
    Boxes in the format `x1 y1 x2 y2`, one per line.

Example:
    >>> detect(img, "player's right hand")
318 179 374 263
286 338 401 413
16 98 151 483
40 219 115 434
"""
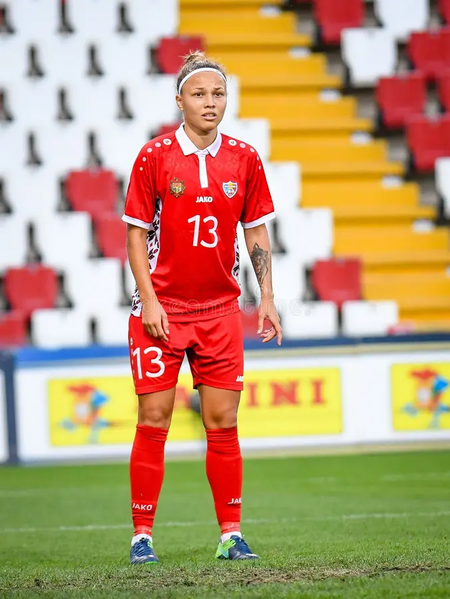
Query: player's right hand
141 297 170 342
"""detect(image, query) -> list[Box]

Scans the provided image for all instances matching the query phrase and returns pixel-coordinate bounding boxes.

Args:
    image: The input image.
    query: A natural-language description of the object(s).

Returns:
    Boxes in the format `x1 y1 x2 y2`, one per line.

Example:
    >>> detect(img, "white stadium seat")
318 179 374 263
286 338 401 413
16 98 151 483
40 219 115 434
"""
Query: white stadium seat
221 119 270 162
435 158 450 218
35 124 88 175
96 307 131 346
0 36 26 85
41 37 88 85
281 301 339 339
341 300 399 337
8 80 58 128
0 215 28 272
221 76 240 121
277 209 333 266
125 0 179 45
374 0 429 42
0 124 28 179
264 162 301 216
100 37 153 86
5 0 60 41
341 28 397 87
69 79 117 129
34 212 92 270
4 168 60 223
131 75 179 134
69 0 117 42
32 309 92 348
96 122 149 181
272 254 306 308
64 258 123 317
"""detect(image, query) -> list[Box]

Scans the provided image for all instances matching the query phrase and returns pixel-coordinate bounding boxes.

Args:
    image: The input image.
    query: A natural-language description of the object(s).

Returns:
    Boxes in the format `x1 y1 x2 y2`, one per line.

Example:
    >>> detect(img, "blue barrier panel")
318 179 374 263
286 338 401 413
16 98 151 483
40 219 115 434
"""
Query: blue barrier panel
0 350 17 464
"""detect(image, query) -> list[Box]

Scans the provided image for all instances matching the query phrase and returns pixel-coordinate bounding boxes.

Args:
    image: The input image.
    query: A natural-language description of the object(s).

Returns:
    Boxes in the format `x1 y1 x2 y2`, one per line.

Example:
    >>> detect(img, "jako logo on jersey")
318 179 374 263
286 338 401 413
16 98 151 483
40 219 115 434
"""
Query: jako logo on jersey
169 178 186 198
236 375 244 382
132 503 153 511
227 498 242 505
223 181 238 199
196 196 213 203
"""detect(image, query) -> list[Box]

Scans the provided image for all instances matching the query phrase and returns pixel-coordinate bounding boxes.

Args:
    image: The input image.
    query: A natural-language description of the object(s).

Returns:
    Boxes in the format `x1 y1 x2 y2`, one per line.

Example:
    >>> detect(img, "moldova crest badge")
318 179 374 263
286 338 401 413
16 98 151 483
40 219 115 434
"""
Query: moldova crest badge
169 178 186 198
223 181 238 199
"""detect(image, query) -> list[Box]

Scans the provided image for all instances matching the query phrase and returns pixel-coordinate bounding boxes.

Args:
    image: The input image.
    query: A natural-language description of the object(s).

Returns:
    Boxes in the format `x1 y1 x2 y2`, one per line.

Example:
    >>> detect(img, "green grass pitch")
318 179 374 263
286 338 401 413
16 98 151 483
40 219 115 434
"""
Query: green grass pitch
1 449 449 598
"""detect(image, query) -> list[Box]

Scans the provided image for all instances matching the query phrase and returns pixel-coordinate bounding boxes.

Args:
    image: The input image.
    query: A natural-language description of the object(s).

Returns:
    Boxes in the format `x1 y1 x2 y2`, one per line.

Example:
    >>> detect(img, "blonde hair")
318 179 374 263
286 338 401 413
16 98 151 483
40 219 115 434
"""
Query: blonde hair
176 51 227 94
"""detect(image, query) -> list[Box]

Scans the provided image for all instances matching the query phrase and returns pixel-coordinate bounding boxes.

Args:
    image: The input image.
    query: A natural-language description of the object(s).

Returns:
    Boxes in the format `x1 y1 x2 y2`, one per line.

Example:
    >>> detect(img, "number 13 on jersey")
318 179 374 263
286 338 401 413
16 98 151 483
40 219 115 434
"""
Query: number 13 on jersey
188 215 218 248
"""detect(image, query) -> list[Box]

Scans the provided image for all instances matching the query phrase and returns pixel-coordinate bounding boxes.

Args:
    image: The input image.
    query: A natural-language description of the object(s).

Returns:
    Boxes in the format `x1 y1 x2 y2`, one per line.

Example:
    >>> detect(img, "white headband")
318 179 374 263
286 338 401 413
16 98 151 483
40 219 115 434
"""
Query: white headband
177 67 227 94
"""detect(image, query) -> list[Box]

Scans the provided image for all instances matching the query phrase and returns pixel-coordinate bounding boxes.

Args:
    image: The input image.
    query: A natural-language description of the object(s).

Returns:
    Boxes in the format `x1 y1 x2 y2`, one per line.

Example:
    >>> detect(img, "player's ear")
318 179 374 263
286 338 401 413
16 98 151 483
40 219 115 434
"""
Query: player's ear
176 94 183 112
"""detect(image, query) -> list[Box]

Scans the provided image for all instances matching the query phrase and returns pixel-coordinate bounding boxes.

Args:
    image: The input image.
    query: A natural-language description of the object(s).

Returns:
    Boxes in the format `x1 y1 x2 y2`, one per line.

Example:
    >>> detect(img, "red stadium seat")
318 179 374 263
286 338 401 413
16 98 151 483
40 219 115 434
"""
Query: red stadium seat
65 169 118 220
3 265 58 318
0 311 27 347
406 115 450 173
311 258 361 309
376 73 426 130
407 28 450 81
314 0 363 45
439 0 450 23
95 213 127 264
437 72 450 112
156 36 205 75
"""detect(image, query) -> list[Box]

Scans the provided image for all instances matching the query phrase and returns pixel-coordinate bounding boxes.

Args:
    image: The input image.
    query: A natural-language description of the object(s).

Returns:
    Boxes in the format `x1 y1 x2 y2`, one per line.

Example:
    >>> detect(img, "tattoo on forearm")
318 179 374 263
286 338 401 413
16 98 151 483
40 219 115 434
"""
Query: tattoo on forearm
250 243 269 288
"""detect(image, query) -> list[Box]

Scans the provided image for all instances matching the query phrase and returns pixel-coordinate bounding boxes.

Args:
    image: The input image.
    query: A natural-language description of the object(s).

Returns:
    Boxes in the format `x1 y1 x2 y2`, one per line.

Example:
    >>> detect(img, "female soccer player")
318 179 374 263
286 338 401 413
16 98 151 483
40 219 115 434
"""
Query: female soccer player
122 51 282 565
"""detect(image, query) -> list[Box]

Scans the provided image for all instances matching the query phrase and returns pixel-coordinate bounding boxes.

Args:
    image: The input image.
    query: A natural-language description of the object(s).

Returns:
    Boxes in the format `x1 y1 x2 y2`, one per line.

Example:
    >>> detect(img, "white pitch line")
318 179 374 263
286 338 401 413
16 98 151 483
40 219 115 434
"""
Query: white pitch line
382 472 450 482
1 511 450 535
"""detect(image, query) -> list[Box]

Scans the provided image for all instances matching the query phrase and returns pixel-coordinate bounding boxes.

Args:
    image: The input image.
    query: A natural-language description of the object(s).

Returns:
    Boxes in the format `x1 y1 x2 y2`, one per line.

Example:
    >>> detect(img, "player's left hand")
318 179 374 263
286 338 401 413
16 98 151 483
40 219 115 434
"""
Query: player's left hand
257 297 282 346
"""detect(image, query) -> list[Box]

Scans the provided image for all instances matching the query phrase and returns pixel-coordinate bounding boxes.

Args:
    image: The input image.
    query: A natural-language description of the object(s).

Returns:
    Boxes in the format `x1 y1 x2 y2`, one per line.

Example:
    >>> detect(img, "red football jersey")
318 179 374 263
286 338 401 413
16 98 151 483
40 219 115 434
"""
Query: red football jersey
122 124 275 320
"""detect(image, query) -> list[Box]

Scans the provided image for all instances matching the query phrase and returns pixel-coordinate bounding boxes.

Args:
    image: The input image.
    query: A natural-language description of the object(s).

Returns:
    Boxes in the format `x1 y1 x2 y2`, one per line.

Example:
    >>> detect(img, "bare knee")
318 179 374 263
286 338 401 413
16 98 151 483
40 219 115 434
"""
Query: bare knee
203 406 238 430
138 390 175 429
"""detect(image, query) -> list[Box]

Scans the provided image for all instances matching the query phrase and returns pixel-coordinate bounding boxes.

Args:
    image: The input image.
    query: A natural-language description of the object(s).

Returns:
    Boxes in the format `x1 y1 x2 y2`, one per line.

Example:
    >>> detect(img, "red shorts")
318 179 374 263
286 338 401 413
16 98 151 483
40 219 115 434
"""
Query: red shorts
128 311 244 395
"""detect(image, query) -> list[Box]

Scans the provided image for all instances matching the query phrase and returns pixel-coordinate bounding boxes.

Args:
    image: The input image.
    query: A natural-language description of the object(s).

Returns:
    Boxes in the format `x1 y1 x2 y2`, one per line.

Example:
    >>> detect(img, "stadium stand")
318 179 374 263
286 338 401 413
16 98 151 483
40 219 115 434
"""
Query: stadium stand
341 300 398 337
4 0 450 347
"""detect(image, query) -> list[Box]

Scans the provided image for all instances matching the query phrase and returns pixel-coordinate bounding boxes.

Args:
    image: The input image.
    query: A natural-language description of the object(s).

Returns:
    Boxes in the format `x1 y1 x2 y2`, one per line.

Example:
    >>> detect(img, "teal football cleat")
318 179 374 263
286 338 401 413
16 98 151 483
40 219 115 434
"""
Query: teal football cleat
215 535 259 560
130 537 159 565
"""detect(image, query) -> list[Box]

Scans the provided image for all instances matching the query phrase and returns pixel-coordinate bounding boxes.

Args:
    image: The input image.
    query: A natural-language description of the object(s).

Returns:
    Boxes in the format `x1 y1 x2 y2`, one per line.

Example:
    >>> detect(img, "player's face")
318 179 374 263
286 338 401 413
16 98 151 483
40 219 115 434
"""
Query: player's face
176 71 227 133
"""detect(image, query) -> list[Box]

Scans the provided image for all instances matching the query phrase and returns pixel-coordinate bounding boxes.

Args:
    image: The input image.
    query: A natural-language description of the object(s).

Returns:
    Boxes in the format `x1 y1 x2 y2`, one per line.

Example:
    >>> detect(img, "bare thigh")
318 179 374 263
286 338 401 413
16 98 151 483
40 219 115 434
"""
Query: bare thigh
138 386 177 429
198 384 241 429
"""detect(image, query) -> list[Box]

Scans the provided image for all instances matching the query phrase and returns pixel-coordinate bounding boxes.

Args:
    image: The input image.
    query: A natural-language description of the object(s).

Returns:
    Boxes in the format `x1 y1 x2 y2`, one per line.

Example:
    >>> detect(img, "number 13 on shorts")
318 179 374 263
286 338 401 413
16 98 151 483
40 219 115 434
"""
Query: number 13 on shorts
132 346 165 379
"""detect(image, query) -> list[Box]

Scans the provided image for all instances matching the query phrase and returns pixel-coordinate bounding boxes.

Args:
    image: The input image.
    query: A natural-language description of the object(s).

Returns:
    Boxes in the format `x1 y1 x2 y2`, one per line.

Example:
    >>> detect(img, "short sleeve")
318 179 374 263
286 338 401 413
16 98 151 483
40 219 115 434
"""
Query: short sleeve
122 147 156 229
240 153 275 229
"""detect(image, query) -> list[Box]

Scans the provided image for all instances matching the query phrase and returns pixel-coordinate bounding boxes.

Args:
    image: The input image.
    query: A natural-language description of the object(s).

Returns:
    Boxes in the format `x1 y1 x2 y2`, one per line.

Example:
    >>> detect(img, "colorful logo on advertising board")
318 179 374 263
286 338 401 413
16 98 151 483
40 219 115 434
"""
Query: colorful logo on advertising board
391 363 450 431
48 367 342 446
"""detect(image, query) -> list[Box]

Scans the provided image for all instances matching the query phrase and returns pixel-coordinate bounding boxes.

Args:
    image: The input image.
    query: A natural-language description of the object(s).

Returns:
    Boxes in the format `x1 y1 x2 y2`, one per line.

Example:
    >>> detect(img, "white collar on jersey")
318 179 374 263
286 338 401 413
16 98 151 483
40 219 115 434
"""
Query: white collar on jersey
175 123 222 158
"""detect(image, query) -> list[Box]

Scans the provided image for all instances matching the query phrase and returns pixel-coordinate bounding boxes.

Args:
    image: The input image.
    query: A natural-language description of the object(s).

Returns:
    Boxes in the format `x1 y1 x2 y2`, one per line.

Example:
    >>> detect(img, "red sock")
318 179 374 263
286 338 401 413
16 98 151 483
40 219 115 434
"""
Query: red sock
130 424 168 537
205 427 242 535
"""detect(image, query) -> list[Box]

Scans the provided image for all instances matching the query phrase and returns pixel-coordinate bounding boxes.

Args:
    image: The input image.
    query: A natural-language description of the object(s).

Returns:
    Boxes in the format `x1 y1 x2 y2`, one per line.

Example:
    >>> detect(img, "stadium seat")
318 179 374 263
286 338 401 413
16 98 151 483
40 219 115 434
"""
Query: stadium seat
95 213 127 263
272 254 306 306
281 300 339 339
34 124 88 175
0 124 28 179
69 79 117 130
96 307 130 346
32 308 91 348
65 169 118 220
34 212 92 270
69 0 116 42
311 258 361 309
435 157 450 218
0 311 27 347
8 79 57 128
437 73 450 113
341 28 397 87
341 300 398 336
408 28 450 81
0 36 24 85
374 0 429 42
130 75 181 135
124 0 178 45
314 0 363 46
4 168 60 223
156 36 205 74
3 265 58 318
5 0 60 41
100 37 153 86
406 115 450 173
440 0 450 23
64 258 123 317
95 122 150 181
375 73 426 130
278 209 333 266
41 37 87 85
264 162 301 215
0 216 28 272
